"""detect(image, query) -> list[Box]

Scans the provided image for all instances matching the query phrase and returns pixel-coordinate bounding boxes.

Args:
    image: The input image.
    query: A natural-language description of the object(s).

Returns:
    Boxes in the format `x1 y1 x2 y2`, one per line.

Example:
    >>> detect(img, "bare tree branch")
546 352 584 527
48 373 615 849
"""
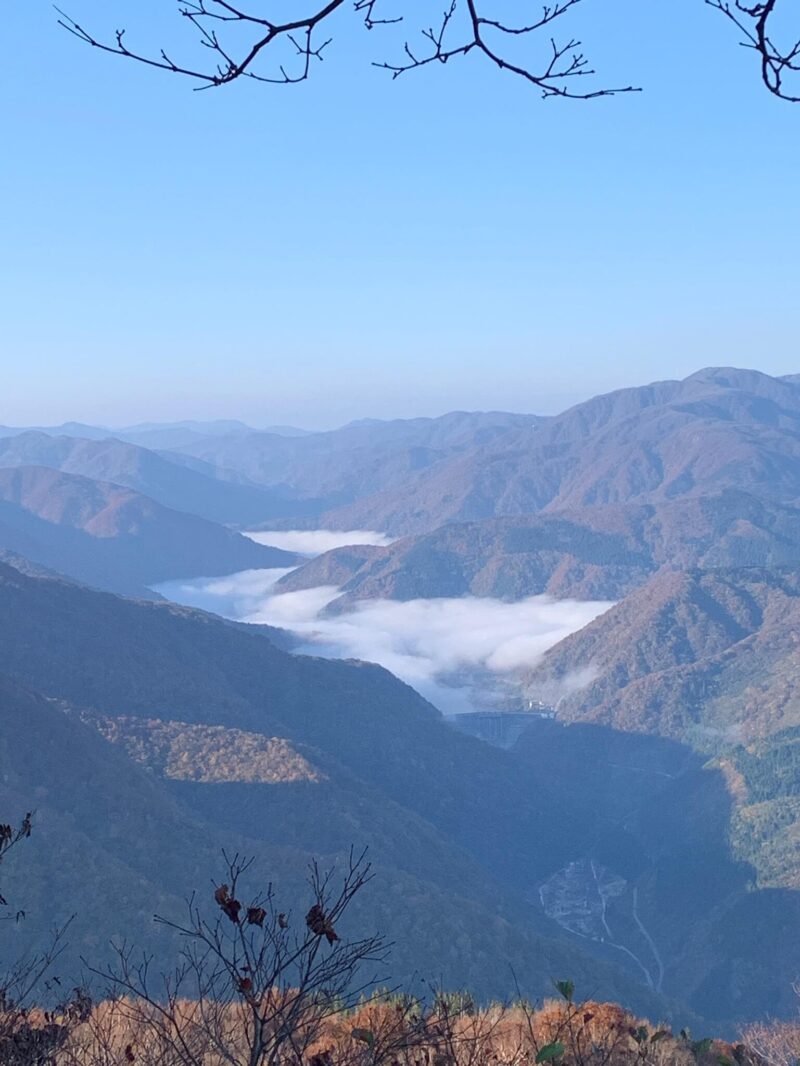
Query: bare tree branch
0 813 32 911
54 1 639 98
707 0 800 101
376 0 638 98
87 849 389 1066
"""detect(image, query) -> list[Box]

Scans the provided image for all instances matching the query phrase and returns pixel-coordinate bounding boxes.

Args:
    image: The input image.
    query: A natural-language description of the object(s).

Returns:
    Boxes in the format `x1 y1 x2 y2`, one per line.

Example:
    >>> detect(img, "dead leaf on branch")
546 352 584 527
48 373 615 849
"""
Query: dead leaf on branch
306 903 339 944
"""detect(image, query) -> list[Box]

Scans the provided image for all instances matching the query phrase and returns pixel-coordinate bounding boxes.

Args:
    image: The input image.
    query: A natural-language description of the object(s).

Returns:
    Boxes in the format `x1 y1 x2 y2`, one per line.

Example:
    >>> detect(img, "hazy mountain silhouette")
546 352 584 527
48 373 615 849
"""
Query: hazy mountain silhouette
161 410 540 509
320 369 800 533
0 431 309 524
0 465 297 596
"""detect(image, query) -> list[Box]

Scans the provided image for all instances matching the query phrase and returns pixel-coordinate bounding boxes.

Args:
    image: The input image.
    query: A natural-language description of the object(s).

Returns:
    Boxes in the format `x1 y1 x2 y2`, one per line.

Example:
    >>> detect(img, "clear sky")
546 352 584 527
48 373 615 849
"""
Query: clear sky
1 0 798 428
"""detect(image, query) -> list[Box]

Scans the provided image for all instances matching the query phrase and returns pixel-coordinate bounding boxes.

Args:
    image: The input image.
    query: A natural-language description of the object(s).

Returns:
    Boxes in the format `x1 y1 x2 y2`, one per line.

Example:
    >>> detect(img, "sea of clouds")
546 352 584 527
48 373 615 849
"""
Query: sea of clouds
245 529 394 554
155 531 612 714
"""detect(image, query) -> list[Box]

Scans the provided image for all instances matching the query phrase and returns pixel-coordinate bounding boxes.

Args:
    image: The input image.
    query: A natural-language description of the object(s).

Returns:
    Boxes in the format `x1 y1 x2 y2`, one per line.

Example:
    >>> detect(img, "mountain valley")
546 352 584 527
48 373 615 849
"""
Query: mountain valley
1 368 799 1035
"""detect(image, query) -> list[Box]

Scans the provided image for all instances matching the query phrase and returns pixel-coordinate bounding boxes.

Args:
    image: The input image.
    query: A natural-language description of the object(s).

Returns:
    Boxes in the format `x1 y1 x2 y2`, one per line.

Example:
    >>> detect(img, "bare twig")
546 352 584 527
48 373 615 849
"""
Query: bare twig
0 813 32 909
375 0 637 98
55 1 638 98
88 849 388 1066
707 0 800 102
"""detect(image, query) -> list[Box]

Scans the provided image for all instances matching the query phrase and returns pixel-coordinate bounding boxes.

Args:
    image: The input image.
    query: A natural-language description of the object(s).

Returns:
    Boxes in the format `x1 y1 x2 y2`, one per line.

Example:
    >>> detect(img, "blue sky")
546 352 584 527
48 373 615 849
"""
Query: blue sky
1 0 798 428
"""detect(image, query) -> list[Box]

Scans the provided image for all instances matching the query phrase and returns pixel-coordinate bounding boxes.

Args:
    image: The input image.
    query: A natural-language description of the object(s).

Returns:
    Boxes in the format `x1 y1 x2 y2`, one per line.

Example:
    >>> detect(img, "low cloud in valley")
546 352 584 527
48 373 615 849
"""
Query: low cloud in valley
157 567 612 714
245 529 394 554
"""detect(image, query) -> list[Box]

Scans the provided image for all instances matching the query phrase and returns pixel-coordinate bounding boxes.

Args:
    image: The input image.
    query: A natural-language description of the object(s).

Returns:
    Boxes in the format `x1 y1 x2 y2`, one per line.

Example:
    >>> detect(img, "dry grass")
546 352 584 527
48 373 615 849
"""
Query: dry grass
21 995 773 1066
742 1015 800 1066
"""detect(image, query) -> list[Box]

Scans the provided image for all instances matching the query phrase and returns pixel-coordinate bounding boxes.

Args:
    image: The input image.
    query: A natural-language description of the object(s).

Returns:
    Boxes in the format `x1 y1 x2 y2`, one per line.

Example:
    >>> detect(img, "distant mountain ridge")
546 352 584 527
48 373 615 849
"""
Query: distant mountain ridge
318 368 800 534
0 431 307 525
0 419 310 441
0 421 114 440
0 411 542 526
162 410 541 509
277 490 800 607
115 420 314 451
6 372 800 537
0 465 296 596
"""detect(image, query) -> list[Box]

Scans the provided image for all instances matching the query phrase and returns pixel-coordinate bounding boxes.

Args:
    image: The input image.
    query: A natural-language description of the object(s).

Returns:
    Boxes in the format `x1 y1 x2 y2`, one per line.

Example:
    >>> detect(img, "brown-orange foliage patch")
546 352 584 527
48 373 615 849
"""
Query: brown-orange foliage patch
45 996 769 1066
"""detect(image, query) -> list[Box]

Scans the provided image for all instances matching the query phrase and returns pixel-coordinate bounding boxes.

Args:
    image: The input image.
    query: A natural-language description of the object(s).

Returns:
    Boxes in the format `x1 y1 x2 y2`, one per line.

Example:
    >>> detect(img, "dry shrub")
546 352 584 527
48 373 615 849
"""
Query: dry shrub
741 983 800 1066
742 1017 800 1066
0 992 92 1066
62 992 329 1066
55 994 757 1066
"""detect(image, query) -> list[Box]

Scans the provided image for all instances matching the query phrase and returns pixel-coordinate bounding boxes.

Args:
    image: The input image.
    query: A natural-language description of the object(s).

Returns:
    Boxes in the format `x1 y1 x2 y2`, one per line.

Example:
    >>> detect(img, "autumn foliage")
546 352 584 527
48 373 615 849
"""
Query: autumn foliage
1 826 797 1066
9 993 790 1066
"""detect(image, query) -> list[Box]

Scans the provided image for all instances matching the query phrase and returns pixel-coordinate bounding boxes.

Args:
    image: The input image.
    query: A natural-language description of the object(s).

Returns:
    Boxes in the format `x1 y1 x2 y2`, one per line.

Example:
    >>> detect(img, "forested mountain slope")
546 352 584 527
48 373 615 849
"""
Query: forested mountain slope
320 369 800 534
0 561 594 891
524 566 800 745
512 719 800 1023
2 674 662 1010
1 558 797 1026
277 490 800 607
0 465 296 596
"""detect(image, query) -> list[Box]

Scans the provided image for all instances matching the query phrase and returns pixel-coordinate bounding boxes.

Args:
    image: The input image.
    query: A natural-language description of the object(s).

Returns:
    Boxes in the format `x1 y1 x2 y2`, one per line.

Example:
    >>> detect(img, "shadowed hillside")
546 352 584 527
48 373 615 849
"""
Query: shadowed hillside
0 560 685 1017
1 556 797 1025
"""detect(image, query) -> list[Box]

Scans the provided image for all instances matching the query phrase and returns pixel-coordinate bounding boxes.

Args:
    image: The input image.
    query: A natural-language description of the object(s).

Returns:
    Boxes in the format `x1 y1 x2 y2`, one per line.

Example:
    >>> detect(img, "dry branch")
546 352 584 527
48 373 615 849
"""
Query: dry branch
55 1 638 99
706 0 800 101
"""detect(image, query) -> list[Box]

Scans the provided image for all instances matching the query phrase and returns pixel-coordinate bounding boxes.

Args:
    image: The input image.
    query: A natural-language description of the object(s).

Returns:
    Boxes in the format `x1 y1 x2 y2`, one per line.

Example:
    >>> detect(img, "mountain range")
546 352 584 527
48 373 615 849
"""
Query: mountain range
2 367 800 1031
2 557 798 1026
0 465 295 596
0 413 539 519
173 410 539 512
318 368 800 533
0 432 307 526
276 489 800 607
0 559 679 1019
7 371 800 538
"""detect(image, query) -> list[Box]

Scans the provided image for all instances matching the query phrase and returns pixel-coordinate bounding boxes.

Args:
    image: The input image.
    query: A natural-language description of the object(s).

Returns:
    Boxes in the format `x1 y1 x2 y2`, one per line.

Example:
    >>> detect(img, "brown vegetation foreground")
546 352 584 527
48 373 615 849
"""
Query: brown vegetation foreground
2 830 799 1066
6 994 798 1066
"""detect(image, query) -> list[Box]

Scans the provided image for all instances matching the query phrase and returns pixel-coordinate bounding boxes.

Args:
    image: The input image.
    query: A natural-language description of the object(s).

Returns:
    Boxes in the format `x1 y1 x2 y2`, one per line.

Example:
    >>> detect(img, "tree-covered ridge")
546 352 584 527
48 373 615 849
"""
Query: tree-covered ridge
80 714 324 784
0 562 677 1021
320 370 800 536
721 729 800 890
524 567 800 744
278 491 800 608
731 729 800 802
